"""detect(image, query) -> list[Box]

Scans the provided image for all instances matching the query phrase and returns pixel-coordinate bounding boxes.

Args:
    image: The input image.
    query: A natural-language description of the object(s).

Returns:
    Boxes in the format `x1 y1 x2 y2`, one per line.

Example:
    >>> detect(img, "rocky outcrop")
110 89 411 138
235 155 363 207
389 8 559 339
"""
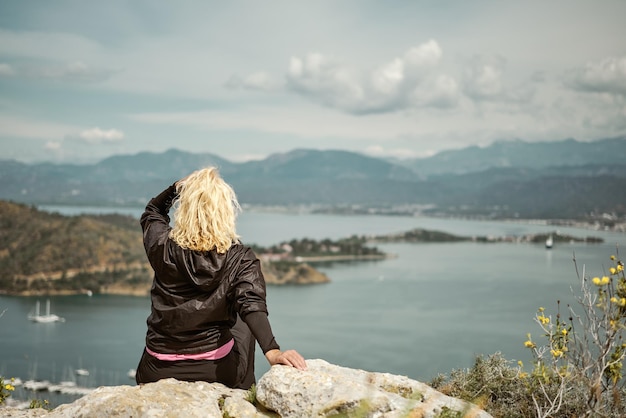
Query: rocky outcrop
2 359 491 417
261 261 330 285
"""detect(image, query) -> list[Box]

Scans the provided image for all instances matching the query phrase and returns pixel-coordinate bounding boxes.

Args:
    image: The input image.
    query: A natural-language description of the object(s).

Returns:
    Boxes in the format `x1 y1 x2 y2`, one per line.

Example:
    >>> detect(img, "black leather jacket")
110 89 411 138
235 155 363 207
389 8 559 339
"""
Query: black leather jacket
140 184 273 355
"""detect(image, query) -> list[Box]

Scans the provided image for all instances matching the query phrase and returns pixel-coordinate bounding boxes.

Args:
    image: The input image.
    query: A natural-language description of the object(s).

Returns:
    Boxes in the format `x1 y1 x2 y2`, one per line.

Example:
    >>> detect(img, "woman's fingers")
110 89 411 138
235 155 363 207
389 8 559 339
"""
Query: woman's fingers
280 349 307 370
266 348 307 370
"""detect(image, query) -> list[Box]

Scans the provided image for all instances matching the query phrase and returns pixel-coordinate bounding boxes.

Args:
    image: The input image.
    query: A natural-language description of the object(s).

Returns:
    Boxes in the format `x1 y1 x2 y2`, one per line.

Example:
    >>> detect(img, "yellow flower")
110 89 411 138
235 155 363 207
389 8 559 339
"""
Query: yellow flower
538 307 545 312
621 298 626 307
551 349 564 358
4 384 14 391
517 360 524 367
618 264 624 273
592 276 610 286
611 255 616 260
537 315 550 325
612 296 619 304
561 328 568 335
610 267 617 275
524 340 536 348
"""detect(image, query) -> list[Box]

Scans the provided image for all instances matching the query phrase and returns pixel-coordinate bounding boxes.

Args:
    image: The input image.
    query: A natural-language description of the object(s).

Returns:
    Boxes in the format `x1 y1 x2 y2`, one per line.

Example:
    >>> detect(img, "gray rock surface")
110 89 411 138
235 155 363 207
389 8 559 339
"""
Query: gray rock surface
256 359 490 418
1 359 491 417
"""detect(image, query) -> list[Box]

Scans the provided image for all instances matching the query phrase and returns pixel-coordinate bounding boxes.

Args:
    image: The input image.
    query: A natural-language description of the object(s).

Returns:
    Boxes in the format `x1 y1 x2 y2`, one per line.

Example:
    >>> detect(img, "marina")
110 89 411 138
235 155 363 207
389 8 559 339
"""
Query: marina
20 379 94 396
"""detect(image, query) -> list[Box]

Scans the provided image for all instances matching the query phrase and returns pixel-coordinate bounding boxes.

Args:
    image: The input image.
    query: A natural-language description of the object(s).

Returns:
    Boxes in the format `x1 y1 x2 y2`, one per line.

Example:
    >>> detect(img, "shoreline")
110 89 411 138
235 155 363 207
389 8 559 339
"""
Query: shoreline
294 254 394 262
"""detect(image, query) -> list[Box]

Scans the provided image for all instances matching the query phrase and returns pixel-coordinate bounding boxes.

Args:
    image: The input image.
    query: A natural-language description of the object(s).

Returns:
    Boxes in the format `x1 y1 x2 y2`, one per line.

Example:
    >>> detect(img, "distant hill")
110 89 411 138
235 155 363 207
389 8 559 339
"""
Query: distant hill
399 137 626 176
0 137 625 221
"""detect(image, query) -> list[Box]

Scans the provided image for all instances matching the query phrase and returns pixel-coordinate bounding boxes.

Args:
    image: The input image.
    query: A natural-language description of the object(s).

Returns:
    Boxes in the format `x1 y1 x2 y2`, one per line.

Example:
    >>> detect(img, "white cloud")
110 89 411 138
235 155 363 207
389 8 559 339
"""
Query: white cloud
287 52 365 111
364 145 421 159
285 40 458 114
73 127 125 143
403 40 442 73
566 55 626 96
371 58 404 96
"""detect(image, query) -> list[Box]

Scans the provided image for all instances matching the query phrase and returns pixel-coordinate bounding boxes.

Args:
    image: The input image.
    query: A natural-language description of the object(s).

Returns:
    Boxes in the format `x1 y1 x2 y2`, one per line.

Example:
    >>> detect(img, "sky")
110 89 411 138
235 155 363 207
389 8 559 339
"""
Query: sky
0 1 625 164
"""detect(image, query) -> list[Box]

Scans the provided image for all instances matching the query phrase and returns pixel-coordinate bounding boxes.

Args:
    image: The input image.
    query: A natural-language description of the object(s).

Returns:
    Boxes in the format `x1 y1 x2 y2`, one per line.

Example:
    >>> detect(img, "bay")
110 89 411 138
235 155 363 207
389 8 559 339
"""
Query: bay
1 206 624 407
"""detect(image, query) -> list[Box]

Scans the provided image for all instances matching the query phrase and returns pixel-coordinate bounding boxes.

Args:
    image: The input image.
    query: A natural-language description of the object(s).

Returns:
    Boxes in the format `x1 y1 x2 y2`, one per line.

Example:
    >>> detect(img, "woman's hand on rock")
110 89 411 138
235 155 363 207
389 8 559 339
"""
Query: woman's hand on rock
265 349 307 370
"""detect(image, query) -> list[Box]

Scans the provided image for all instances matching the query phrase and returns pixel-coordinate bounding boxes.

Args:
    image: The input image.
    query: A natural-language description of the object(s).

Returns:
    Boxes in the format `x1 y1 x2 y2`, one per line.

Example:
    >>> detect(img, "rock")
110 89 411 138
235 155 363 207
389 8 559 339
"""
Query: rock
48 380 251 418
256 359 491 418
1 359 491 418
261 261 330 285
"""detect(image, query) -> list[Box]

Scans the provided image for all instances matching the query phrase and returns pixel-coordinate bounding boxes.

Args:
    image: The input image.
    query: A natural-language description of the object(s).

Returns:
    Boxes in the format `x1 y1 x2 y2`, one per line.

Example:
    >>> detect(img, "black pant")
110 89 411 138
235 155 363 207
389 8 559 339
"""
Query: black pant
135 315 256 389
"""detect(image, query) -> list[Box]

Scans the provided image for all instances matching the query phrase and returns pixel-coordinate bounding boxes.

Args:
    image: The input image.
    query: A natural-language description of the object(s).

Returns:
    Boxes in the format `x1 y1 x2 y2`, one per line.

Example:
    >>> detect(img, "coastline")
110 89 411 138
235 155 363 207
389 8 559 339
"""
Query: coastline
294 254 394 262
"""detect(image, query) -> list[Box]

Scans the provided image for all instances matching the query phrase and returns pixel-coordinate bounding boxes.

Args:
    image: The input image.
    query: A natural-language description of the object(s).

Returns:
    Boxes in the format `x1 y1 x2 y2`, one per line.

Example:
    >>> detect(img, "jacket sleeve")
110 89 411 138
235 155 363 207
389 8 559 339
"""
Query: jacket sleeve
231 247 269 318
242 311 280 353
140 183 177 267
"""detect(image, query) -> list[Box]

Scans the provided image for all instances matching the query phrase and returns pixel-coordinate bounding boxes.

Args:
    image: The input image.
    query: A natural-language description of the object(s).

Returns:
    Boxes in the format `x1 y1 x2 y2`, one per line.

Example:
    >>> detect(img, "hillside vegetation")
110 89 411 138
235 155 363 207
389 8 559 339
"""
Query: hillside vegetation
0 200 149 295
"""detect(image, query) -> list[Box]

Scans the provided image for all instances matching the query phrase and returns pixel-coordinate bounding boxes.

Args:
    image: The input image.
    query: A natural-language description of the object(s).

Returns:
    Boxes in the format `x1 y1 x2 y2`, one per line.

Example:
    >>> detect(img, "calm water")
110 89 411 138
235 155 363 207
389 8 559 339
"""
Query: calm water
1 207 624 406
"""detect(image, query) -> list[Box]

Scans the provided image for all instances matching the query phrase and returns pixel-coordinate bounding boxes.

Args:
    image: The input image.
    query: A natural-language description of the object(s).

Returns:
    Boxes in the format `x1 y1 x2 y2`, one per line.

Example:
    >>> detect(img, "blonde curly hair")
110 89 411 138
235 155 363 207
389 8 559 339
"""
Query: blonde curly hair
169 167 241 253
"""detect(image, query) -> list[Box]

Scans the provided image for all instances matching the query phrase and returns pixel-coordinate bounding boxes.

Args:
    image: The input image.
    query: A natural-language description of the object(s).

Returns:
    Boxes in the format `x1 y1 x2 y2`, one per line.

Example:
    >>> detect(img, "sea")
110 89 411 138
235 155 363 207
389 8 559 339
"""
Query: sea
1 206 625 407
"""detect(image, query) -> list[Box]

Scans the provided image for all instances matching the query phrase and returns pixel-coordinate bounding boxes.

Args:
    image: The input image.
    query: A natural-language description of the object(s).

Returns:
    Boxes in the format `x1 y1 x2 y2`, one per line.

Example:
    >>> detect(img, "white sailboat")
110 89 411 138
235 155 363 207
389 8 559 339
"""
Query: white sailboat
28 299 65 323
545 235 554 249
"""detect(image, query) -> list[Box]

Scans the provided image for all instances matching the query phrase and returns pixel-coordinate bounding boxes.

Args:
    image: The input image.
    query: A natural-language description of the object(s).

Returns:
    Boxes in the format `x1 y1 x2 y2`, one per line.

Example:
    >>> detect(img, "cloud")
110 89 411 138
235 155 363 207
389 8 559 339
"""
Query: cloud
403 40 443 72
0 30 117 83
71 127 125 143
0 60 117 83
411 74 460 108
462 55 505 100
224 72 276 91
566 55 626 96
364 145 422 159
0 63 15 76
36 61 117 83
45 141 61 150
285 40 459 114
462 55 536 106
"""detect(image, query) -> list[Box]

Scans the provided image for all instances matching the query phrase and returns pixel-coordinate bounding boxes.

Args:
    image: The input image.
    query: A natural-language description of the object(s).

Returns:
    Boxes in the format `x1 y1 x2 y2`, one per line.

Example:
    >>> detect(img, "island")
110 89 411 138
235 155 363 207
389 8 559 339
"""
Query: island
367 228 604 244
251 236 388 263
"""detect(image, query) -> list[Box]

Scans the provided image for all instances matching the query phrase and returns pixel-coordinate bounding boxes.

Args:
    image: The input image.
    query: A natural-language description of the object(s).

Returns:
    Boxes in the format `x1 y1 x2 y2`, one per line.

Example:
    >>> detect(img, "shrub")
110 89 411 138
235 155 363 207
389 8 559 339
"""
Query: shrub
432 252 626 417
0 376 15 406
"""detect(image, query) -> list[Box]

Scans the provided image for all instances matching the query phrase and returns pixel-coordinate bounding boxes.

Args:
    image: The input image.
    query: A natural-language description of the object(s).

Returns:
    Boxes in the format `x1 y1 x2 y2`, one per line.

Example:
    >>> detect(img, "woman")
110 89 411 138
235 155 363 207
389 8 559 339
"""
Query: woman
135 167 306 389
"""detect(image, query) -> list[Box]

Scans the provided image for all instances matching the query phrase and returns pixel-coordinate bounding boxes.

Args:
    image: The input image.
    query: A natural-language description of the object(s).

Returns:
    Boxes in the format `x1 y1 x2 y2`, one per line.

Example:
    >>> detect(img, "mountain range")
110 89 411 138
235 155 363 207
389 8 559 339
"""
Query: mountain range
1 137 625 221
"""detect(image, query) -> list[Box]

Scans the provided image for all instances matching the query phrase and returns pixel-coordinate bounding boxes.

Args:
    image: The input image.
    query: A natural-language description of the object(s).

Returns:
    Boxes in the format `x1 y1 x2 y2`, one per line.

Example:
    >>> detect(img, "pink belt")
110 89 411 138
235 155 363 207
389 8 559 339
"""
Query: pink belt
146 338 234 361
